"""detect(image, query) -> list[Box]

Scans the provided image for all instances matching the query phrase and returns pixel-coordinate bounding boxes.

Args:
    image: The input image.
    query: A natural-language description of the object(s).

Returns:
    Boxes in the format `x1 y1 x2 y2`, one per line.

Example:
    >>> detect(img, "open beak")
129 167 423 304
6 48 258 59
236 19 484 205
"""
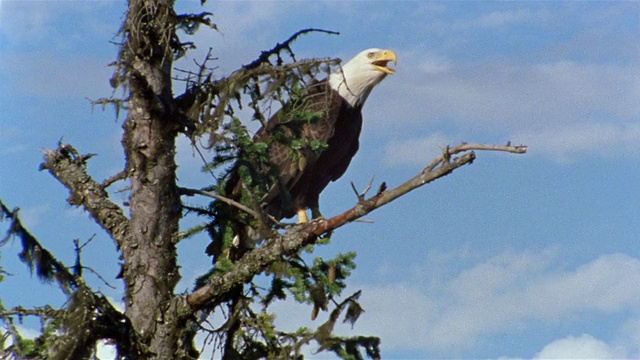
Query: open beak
372 50 397 74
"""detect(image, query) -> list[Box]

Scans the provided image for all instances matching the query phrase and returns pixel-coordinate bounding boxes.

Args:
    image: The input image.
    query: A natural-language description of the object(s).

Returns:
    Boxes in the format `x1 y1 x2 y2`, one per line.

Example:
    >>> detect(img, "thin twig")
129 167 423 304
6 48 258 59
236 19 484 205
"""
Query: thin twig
352 219 374 223
179 187 257 217
102 170 128 188
0 306 61 319
351 176 375 202
349 181 359 198
78 234 97 250
178 187 284 227
451 142 527 154
81 266 118 289
243 28 340 70
361 176 375 199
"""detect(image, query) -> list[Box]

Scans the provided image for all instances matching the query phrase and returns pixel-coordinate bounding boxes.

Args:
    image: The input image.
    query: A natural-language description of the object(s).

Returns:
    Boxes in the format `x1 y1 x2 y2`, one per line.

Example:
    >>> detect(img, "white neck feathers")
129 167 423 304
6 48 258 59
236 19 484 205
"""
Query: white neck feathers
328 65 387 108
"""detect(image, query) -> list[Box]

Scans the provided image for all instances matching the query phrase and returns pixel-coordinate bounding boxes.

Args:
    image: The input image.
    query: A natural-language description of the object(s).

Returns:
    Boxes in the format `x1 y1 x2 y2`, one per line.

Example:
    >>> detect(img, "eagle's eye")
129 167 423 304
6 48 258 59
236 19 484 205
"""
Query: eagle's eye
367 52 375 59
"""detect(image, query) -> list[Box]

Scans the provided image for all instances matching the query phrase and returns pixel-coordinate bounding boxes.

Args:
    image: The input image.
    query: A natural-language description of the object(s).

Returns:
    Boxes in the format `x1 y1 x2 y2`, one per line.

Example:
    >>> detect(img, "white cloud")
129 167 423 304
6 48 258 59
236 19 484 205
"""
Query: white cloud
0 1 120 46
322 250 640 355
444 7 549 33
511 122 640 163
371 57 638 163
1 54 114 100
14 324 41 339
0 1 58 43
0 2 121 101
0 124 27 155
533 334 623 359
474 9 537 28
383 133 459 167
416 55 453 75
346 282 442 349
19 204 50 230
527 254 640 314
396 60 636 127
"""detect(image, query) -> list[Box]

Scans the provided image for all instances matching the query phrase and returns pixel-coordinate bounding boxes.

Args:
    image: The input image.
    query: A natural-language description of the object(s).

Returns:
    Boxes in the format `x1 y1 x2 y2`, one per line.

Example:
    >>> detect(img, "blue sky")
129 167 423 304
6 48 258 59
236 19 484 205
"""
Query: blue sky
1 1 639 359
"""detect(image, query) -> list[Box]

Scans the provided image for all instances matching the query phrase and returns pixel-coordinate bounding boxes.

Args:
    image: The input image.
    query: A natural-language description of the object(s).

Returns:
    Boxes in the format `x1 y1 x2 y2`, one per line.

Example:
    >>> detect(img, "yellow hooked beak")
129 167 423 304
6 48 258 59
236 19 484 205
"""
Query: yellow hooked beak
371 49 397 74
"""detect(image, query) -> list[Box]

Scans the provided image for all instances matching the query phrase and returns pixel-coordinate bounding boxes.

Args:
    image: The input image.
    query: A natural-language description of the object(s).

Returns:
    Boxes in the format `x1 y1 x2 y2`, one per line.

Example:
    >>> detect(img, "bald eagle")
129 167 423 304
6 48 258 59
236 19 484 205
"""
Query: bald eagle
222 48 396 247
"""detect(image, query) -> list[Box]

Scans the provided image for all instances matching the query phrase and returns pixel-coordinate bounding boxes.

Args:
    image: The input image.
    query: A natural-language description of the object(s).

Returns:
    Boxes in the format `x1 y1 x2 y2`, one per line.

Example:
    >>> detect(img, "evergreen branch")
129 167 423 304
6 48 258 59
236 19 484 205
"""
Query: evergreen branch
0 201 78 293
176 57 338 140
0 200 142 358
48 288 147 360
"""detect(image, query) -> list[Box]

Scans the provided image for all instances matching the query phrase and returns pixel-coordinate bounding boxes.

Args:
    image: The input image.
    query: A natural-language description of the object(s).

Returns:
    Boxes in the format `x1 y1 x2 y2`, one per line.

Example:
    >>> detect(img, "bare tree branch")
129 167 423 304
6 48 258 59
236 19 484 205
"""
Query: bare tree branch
184 142 527 311
0 306 62 320
179 187 259 219
40 143 131 249
243 28 340 69
179 187 284 227
101 170 128 189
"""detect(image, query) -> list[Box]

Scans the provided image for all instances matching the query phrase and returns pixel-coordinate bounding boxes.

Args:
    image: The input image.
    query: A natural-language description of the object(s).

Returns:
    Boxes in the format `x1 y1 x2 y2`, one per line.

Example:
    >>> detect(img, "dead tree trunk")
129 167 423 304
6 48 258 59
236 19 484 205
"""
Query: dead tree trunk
119 0 182 357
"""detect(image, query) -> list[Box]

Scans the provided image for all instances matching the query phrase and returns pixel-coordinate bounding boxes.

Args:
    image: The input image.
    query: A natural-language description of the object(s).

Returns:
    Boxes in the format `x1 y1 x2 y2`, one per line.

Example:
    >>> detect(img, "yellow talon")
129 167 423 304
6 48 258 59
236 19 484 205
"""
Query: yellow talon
297 209 309 224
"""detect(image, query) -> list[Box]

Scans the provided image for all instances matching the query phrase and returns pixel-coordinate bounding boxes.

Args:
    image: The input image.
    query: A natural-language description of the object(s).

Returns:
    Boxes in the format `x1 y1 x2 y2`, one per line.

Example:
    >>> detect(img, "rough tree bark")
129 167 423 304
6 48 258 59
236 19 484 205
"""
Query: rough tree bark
118 0 182 356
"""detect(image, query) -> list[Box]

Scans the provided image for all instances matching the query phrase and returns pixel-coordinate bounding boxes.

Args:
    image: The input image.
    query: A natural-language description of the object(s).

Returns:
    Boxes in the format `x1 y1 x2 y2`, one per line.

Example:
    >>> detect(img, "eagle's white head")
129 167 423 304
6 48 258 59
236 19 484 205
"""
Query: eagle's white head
328 48 397 108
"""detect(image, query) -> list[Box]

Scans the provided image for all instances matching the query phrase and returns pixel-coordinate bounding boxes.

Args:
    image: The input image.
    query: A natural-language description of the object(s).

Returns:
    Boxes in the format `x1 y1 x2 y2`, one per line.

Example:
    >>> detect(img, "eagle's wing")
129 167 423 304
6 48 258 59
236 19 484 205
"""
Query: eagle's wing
256 80 342 211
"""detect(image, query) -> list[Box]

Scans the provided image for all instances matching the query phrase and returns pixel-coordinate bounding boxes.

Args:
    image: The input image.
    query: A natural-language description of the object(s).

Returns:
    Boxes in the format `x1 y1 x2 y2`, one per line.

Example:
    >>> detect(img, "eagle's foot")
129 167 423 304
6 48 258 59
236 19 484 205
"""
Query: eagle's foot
297 209 309 224
297 208 325 223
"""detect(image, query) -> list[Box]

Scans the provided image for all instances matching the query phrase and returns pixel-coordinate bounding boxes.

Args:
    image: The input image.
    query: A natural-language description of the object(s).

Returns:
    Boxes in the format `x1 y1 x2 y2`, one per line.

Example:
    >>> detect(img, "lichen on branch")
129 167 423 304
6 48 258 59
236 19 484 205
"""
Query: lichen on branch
39 143 131 249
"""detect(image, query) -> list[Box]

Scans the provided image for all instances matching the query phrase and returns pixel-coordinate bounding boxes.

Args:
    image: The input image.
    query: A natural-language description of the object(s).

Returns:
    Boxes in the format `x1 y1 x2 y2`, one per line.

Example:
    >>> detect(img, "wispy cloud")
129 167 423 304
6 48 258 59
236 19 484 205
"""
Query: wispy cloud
258 249 640 357
385 60 637 127
512 122 640 162
383 133 458 167
18 204 50 230
371 58 638 164
1 54 114 100
0 1 121 50
533 334 625 359
0 1 60 44
329 250 640 356
457 8 545 28
471 8 539 28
